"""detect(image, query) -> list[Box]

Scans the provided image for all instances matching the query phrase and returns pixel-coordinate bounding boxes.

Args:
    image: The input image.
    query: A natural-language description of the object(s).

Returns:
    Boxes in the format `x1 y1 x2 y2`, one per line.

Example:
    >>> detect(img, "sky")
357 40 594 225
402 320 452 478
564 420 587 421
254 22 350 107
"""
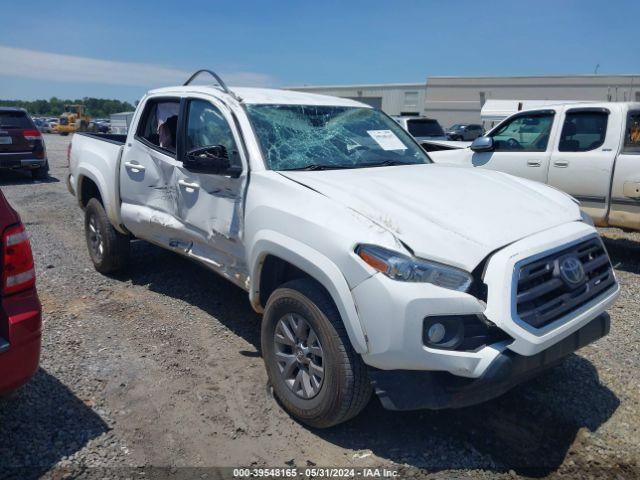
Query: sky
1 0 639 102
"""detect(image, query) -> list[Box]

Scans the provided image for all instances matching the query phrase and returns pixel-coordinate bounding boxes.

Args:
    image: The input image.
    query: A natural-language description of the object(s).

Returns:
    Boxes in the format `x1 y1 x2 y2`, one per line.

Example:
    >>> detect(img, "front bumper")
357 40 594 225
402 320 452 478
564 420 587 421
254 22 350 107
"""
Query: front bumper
370 312 609 410
354 221 618 377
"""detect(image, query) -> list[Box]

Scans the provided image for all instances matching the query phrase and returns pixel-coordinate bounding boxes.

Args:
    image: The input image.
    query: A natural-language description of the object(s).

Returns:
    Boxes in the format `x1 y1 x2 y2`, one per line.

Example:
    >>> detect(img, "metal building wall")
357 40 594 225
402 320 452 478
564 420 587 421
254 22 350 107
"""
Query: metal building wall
425 75 640 126
289 84 427 116
291 75 640 128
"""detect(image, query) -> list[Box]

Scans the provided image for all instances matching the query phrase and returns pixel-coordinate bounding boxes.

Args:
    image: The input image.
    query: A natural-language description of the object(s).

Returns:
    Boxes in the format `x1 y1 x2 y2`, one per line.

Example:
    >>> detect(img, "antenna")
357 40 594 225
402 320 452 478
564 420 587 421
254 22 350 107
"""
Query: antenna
183 70 242 102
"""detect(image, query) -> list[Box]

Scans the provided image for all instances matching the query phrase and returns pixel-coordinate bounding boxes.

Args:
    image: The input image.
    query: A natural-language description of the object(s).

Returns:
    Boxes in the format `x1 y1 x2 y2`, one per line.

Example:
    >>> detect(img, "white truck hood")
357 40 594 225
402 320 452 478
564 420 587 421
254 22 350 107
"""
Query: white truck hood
280 164 582 271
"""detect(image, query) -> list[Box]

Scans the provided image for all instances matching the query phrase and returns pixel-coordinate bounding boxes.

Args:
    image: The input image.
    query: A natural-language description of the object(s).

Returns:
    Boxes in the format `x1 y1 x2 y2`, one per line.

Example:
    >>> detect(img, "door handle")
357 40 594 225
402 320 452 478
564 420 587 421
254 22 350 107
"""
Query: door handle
553 160 569 168
178 179 200 191
124 161 145 173
526 160 541 167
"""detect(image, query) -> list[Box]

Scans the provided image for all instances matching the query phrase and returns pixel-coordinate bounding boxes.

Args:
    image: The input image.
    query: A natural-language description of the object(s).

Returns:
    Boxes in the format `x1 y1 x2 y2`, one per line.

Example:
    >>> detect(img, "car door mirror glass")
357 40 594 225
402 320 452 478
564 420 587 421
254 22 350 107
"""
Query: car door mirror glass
470 136 494 152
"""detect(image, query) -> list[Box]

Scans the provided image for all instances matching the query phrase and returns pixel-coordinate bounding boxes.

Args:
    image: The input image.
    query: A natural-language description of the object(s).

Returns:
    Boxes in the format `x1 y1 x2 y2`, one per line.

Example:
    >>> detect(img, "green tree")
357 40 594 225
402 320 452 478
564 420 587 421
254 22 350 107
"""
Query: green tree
0 97 135 118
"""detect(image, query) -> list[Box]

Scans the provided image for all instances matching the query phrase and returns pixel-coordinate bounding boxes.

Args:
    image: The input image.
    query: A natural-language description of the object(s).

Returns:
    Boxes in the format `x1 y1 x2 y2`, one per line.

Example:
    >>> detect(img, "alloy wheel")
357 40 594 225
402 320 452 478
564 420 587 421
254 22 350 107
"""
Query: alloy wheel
273 313 325 399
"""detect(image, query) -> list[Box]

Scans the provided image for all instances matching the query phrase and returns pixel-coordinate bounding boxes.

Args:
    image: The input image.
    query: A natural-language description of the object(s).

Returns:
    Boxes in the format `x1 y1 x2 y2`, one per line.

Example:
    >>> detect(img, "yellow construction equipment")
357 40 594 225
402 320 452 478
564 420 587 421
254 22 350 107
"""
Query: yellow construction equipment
56 104 91 135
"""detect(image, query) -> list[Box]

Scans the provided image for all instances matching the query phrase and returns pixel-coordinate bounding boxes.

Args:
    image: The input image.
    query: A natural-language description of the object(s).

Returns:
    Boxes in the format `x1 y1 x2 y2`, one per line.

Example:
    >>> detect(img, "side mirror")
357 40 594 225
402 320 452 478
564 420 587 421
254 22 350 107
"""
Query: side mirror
184 145 231 174
470 136 494 152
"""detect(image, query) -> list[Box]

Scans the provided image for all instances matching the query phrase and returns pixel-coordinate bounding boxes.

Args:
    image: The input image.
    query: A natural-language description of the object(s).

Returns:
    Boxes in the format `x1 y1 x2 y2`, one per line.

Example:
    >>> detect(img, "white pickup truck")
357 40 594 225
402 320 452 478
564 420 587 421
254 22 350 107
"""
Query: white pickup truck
428 102 640 231
67 71 619 427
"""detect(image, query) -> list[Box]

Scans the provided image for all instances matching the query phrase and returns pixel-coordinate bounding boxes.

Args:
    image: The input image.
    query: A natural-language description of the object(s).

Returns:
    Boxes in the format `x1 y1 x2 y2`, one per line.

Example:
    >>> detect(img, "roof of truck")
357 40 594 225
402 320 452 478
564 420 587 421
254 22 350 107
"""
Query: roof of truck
147 85 371 108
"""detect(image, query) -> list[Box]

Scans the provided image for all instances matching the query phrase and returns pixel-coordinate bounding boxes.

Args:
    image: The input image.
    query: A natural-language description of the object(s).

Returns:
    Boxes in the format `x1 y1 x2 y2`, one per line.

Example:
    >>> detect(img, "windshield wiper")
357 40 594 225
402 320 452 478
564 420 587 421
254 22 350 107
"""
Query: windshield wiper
283 160 417 171
359 160 414 168
284 164 358 171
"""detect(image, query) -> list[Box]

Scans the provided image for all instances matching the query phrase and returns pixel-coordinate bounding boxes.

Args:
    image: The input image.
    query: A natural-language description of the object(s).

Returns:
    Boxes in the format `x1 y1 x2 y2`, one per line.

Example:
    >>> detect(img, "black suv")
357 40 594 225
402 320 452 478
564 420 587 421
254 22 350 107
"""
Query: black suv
0 108 49 180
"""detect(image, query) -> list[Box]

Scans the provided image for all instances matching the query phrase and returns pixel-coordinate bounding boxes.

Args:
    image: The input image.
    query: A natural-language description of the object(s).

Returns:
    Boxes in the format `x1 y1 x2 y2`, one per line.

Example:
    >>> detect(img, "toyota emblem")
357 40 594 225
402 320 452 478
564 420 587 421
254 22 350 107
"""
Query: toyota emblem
559 256 585 286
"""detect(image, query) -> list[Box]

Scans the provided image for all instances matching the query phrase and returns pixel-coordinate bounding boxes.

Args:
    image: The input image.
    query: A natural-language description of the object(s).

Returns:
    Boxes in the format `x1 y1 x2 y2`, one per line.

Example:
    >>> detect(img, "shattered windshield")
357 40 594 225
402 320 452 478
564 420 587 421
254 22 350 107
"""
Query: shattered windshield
246 105 430 171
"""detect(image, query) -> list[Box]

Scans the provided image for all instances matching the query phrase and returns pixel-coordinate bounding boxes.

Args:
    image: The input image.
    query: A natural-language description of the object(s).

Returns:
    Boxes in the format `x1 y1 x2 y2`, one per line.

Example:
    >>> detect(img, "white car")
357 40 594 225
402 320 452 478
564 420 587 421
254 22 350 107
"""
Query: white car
67 70 619 427
428 102 640 231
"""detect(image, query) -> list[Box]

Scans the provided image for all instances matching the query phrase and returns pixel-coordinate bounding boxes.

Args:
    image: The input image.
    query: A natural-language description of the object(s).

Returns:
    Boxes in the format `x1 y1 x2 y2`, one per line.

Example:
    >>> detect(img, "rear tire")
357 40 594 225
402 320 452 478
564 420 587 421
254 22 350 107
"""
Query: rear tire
261 278 372 428
84 198 130 273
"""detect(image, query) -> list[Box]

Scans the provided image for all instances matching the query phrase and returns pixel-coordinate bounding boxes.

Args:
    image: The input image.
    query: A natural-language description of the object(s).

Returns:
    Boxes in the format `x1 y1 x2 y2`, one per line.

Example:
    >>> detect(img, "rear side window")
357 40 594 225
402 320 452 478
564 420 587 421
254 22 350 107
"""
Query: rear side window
624 111 640 154
407 119 444 137
0 111 33 129
559 110 608 152
135 99 180 154
491 112 554 152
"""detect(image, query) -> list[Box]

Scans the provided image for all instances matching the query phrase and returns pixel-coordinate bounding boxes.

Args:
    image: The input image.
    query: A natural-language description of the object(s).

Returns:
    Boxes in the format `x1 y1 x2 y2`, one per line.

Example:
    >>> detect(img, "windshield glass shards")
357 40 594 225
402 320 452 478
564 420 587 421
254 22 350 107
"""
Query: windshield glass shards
246 105 431 171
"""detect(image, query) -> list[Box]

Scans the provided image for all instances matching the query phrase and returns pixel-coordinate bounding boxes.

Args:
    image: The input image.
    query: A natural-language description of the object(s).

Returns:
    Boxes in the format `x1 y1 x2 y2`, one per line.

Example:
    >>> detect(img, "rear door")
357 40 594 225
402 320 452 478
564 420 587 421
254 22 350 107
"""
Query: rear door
608 108 640 230
118 96 186 248
471 110 557 183
548 107 618 223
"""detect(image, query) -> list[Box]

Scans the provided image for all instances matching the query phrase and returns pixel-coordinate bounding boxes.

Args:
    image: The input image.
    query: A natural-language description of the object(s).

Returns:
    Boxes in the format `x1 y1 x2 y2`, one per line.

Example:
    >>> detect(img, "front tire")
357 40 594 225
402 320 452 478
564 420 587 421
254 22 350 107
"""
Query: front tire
261 278 372 428
84 198 130 273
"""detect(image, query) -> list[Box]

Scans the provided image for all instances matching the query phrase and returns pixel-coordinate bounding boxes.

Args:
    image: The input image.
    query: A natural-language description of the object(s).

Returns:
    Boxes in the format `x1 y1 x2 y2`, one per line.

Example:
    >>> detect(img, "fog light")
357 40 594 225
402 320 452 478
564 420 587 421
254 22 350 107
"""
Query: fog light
423 315 513 351
427 323 446 343
422 315 465 349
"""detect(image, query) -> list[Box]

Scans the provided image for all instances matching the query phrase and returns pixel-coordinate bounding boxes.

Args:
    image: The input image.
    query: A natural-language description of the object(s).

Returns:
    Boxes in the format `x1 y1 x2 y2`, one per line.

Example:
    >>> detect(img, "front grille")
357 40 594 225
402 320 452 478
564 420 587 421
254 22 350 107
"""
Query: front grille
516 237 615 329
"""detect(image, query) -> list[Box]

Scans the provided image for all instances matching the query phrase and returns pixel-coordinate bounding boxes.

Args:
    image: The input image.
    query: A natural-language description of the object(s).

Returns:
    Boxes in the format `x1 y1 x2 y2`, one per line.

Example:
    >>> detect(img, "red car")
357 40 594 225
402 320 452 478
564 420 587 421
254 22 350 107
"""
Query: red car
0 190 41 395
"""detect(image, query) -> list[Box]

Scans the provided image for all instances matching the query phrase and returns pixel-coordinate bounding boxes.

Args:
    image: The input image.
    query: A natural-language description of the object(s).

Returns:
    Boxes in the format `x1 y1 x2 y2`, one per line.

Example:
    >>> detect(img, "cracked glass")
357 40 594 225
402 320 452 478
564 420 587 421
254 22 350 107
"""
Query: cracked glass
246 105 430 171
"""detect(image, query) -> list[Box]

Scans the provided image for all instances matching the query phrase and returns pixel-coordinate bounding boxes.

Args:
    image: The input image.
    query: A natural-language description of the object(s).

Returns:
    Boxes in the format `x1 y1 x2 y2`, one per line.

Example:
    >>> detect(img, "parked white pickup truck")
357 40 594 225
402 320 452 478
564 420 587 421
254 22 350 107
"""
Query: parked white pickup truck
428 102 640 231
67 71 619 427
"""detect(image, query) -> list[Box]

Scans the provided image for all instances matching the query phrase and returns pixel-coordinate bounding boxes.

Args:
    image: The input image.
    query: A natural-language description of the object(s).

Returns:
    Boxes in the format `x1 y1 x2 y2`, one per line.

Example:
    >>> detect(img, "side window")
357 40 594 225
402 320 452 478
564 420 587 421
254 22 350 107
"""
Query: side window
136 99 180 154
491 113 554 152
185 99 241 168
559 110 608 152
624 111 640 154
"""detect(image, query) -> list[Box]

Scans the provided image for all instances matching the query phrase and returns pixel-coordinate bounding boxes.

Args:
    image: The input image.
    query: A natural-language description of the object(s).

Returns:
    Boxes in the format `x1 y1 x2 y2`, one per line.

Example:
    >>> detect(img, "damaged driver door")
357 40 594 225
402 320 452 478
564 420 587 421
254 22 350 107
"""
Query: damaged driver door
174 96 249 288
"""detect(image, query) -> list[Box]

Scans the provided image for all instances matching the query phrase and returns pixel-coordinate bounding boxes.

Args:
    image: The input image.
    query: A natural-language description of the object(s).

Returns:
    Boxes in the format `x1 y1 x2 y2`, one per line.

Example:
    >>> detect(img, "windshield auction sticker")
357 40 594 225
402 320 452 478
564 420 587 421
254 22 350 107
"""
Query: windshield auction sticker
367 130 407 151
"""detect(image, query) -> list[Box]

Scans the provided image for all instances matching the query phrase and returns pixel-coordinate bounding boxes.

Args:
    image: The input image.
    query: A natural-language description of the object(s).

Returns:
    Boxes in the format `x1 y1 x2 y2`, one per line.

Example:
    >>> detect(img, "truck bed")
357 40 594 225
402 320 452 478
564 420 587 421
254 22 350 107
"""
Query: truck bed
69 131 126 232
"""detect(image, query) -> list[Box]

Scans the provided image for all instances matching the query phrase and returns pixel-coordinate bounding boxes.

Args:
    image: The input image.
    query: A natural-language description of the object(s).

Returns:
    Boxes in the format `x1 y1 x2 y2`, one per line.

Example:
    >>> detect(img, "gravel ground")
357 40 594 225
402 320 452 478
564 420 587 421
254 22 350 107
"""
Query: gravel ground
0 134 638 479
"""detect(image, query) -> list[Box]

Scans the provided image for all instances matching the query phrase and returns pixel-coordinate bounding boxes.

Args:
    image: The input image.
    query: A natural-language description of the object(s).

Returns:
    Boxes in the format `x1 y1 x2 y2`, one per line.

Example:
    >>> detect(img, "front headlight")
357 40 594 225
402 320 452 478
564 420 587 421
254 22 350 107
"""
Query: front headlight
355 244 473 292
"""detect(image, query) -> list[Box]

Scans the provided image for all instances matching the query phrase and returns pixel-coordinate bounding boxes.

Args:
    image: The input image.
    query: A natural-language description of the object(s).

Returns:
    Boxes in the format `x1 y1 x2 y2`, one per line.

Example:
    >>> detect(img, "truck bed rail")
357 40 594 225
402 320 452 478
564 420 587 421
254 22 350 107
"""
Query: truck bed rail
75 132 127 145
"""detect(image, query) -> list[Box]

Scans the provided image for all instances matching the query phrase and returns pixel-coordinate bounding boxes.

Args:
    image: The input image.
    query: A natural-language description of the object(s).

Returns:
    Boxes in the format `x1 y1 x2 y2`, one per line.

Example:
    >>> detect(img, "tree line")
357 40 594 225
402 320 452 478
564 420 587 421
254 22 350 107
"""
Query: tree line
0 97 136 118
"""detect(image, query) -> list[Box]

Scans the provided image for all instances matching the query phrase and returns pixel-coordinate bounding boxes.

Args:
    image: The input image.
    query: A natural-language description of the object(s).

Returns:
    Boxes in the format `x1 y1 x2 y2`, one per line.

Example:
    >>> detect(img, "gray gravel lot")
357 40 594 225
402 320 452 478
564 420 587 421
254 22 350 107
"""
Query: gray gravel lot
0 134 638 479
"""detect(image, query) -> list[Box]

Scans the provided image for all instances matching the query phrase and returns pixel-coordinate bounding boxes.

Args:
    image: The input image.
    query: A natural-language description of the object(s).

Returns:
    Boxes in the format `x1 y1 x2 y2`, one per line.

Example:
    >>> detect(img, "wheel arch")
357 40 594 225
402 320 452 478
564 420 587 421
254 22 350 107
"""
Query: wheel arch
78 174 103 209
249 230 368 354
76 166 126 235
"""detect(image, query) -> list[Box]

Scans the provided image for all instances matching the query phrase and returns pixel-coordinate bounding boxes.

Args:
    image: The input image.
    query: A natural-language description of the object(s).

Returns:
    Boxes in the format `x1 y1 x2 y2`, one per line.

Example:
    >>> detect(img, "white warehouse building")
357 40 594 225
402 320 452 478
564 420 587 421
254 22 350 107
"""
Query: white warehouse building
288 83 427 115
291 74 640 128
